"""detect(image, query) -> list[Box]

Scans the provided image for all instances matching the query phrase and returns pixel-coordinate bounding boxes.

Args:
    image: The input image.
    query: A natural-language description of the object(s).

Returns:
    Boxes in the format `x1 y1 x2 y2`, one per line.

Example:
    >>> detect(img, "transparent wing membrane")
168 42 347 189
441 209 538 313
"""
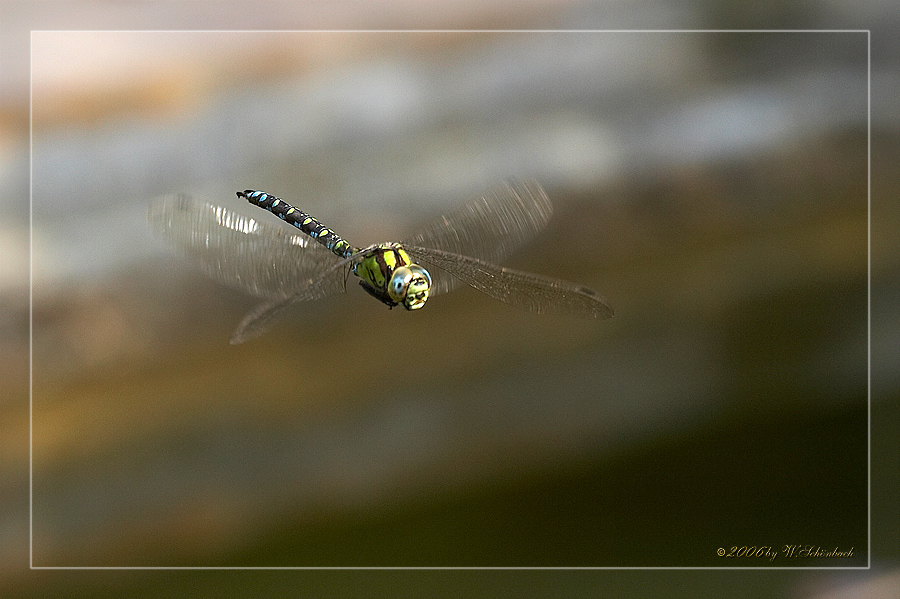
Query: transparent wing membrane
402 179 553 296
148 194 343 299
228 255 359 344
407 245 613 319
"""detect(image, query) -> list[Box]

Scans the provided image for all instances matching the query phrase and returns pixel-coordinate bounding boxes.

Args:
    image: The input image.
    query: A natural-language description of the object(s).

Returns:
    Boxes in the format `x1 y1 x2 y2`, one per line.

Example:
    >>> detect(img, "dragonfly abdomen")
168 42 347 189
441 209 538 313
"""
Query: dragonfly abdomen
237 190 356 259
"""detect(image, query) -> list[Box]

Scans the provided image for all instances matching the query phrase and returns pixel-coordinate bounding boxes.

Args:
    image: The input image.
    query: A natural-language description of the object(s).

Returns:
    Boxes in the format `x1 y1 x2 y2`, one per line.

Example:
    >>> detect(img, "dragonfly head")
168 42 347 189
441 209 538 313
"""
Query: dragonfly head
388 264 432 310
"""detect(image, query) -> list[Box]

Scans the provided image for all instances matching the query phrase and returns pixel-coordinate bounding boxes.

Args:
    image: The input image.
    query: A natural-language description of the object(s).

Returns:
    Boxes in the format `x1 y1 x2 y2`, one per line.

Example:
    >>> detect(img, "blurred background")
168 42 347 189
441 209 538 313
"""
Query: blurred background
2 1 898 597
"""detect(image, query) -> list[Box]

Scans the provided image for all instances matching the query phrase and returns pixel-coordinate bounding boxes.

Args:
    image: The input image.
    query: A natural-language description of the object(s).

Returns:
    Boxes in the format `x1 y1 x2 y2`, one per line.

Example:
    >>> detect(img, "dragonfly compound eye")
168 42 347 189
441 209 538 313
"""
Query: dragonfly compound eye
388 265 432 310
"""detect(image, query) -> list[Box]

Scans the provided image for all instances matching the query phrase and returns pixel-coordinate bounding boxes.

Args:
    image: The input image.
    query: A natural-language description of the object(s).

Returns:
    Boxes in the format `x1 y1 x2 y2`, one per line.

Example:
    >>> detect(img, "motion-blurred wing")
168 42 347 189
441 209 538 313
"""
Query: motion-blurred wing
406 245 613 319
402 179 553 296
148 194 344 299
229 255 358 344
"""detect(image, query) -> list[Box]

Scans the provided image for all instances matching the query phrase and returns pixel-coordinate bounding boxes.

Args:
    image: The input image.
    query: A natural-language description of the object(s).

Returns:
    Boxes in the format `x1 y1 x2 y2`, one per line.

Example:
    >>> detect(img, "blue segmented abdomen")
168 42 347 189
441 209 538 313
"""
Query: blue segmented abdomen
238 190 357 259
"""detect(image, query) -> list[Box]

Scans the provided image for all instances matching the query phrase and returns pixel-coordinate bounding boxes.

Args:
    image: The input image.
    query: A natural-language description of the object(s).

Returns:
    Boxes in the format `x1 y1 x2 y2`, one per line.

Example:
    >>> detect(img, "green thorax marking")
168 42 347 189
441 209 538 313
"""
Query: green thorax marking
353 243 411 294
351 243 431 310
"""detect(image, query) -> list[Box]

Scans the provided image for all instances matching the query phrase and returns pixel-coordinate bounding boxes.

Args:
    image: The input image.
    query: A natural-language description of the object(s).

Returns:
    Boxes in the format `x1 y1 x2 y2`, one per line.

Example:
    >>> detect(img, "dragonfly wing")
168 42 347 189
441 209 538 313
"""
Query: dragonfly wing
406 246 613 319
402 179 553 296
148 194 342 299
229 255 357 344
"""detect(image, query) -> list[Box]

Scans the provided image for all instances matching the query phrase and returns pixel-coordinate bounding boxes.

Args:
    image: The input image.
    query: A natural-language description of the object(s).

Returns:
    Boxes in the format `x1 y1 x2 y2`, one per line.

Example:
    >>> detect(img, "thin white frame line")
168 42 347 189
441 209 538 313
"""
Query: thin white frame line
29 31 35 572
29 29 870 34
866 29 872 570
29 28 872 571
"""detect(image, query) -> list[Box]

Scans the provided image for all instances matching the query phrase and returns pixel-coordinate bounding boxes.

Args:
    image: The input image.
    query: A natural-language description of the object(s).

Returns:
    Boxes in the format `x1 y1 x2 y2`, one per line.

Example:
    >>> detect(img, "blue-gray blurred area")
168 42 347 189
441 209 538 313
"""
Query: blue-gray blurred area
2 1 898 597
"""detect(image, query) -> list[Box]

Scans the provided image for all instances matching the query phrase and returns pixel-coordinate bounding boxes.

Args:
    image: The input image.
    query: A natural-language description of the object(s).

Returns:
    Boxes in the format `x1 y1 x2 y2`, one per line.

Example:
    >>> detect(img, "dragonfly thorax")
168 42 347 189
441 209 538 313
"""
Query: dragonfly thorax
353 243 432 310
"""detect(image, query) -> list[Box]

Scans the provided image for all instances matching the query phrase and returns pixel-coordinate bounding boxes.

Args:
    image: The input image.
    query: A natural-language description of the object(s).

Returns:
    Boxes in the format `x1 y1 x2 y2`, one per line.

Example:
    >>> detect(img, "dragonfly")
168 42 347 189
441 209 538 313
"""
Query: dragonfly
148 179 613 344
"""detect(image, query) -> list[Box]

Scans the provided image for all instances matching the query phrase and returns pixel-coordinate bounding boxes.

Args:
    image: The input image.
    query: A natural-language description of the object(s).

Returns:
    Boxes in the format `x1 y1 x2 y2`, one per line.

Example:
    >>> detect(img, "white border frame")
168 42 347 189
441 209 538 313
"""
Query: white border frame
29 28 872 570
